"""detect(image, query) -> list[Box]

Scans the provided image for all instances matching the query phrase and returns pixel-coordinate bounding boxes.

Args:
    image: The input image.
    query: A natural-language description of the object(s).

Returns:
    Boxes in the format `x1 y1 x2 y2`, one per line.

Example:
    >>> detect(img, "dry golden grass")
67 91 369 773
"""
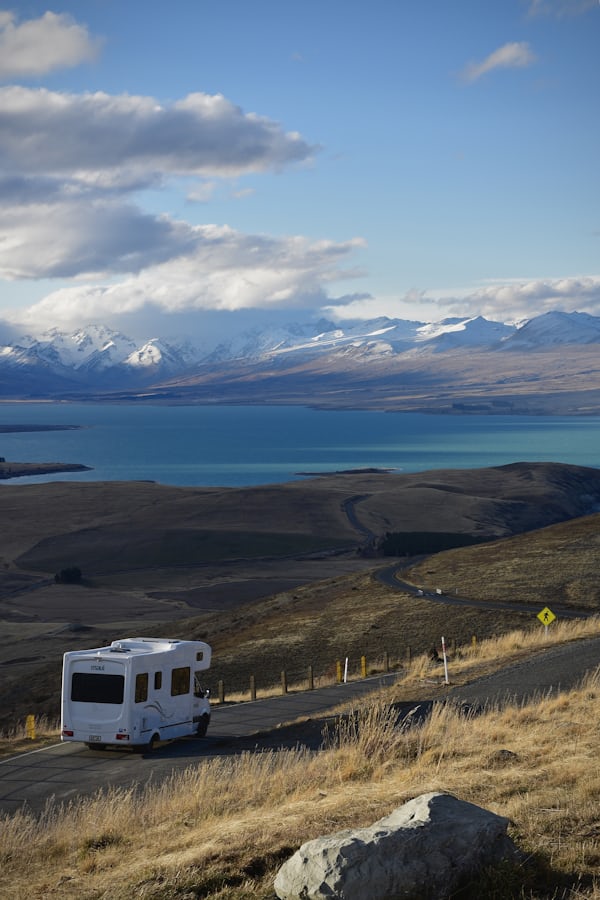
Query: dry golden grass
3 621 600 899
0 716 59 758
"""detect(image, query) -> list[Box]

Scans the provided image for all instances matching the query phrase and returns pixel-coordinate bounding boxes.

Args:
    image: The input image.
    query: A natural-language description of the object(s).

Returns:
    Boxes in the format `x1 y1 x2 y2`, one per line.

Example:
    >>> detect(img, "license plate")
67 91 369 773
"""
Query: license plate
88 734 102 742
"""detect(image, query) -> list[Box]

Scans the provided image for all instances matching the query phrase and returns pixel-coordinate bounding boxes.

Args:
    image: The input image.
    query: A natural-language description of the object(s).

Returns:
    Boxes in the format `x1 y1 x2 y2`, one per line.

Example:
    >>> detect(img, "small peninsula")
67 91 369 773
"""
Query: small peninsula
0 424 89 479
0 462 92 480
0 424 82 433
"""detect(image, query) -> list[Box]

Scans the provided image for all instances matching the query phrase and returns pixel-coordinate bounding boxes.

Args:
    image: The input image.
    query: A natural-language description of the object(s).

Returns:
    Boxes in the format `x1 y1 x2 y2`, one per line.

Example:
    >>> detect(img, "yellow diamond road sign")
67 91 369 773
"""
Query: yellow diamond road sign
537 607 556 626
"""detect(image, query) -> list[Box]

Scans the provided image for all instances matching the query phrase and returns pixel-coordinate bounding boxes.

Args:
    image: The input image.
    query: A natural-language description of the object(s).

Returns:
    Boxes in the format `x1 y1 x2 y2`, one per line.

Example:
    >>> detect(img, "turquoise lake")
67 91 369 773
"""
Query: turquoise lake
0 403 599 487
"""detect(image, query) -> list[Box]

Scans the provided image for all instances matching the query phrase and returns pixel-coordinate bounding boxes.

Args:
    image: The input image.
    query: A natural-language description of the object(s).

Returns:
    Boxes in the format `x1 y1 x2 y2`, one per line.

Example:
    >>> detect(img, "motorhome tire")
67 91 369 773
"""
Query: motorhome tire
134 733 160 753
197 714 210 737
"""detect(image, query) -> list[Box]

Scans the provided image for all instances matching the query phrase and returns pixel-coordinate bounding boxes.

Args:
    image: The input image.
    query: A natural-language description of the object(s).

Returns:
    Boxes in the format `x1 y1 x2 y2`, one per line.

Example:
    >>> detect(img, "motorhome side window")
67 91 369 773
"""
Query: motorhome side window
154 671 162 690
135 673 148 703
171 666 190 696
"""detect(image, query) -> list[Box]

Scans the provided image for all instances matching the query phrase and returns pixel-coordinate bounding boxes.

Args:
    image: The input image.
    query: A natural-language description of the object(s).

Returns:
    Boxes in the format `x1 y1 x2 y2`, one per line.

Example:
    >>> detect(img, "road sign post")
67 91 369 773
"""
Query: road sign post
537 606 556 637
441 636 449 685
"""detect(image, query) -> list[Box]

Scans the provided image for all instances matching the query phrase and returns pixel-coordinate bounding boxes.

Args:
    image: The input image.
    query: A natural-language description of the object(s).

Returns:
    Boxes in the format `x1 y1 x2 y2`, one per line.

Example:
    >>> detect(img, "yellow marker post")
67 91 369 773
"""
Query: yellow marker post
26 715 36 740
537 606 556 637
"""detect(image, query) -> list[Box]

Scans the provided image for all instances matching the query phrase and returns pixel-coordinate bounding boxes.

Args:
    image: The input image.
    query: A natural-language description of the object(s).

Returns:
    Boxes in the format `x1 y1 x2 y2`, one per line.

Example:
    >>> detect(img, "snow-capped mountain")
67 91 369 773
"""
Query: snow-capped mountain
499 311 600 349
0 310 598 404
206 314 516 362
38 324 138 370
414 316 515 350
0 326 198 386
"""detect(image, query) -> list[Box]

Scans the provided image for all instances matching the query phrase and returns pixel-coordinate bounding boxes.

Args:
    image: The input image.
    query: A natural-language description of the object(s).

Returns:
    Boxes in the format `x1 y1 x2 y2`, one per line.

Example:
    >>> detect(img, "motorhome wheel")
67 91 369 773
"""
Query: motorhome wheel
197 714 210 737
134 732 160 753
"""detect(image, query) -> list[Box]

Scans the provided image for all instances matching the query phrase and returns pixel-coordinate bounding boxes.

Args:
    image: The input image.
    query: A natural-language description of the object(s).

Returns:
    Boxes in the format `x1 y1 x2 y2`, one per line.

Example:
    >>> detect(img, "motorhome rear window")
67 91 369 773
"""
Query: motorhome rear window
71 673 124 704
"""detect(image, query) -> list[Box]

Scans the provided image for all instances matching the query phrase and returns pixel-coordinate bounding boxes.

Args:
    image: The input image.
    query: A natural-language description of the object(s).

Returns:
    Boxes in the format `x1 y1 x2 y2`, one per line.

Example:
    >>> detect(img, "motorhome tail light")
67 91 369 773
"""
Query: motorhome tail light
115 733 130 741
62 729 74 737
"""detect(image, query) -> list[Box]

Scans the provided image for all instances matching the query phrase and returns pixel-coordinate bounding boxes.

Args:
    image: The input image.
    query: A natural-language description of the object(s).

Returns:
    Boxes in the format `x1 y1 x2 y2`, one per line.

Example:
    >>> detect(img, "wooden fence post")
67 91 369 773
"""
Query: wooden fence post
250 674 256 701
281 670 288 694
218 680 225 704
336 660 343 683
361 655 367 678
308 665 314 690
383 651 389 673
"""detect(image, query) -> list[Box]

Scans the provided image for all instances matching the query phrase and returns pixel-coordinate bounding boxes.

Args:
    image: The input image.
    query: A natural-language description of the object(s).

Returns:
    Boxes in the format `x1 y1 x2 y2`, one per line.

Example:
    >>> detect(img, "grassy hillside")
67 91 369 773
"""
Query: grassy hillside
2 620 600 899
3 462 599 576
405 512 600 610
1 462 599 731
2 464 600 896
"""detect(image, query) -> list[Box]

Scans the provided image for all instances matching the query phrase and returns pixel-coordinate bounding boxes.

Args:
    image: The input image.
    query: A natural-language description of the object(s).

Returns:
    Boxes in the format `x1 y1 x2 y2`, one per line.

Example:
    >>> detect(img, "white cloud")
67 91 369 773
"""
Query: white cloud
231 187 256 200
451 275 600 321
325 289 441 323
461 42 537 83
527 0 598 16
6 269 600 338
0 85 318 279
0 11 101 78
0 87 316 182
8 230 367 333
0 200 199 279
325 277 600 324
187 181 218 203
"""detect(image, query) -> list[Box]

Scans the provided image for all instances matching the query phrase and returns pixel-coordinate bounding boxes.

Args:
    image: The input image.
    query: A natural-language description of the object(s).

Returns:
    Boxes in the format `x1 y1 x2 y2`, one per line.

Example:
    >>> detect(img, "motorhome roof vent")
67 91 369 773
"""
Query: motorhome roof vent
110 642 130 653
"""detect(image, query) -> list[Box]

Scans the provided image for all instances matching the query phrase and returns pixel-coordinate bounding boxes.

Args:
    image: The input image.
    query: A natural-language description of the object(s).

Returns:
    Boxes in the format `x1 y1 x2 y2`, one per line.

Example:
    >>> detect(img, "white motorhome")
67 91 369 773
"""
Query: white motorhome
61 637 211 751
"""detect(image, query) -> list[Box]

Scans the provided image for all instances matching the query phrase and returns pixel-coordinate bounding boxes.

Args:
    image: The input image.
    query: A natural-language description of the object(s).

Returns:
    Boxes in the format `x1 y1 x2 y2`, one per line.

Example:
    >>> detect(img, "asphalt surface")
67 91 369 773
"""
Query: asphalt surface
376 564 591 619
2 638 600 817
0 671 401 816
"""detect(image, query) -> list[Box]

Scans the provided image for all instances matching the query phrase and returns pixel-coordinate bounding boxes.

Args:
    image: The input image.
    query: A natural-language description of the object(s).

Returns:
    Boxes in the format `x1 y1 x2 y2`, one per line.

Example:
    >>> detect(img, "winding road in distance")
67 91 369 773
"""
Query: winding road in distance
376 563 591 619
2 635 599 817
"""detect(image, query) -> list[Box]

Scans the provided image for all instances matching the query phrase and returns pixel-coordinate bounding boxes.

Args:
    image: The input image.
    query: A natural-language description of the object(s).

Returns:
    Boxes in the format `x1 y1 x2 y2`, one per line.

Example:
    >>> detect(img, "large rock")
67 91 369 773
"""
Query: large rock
274 791 518 900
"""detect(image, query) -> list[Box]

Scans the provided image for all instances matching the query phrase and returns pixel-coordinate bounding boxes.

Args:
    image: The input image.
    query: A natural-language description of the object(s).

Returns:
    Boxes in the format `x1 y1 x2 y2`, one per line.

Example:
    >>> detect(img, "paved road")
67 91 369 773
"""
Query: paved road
0 672 401 816
2 638 600 817
376 564 590 619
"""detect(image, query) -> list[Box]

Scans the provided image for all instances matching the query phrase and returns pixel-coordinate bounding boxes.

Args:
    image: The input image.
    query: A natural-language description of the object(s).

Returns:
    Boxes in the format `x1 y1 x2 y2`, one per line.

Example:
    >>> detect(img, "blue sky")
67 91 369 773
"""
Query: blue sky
0 0 598 341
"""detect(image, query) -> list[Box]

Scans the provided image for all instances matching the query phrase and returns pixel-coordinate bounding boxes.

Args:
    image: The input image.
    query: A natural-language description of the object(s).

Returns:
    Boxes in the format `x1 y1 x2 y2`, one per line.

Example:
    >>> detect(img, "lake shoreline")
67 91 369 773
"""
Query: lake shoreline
0 424 82 433
0 462 92 480
0 403 598 487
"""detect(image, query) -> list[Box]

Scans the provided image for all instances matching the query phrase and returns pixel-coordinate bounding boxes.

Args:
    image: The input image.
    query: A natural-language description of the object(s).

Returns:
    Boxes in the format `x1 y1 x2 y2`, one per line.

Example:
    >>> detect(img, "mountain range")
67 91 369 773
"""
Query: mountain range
1 310 600 414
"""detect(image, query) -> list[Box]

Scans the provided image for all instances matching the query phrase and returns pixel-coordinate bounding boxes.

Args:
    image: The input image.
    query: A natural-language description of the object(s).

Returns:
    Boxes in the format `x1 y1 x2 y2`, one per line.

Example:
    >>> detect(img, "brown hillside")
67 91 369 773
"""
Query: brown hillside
405 511 600 611
4 461 600 578
1 461 599 731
